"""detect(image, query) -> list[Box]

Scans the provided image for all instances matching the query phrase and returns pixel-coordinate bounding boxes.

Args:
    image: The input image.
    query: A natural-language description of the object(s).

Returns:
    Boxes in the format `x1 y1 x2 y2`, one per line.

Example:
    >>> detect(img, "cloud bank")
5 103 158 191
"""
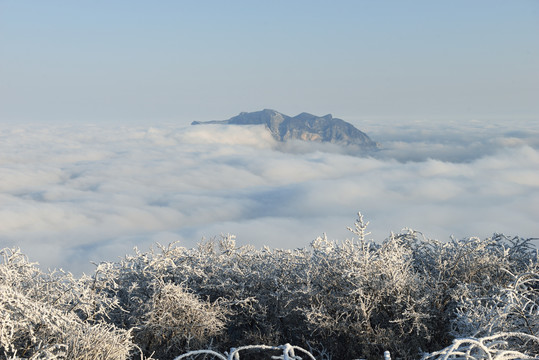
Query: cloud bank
1 119 538 274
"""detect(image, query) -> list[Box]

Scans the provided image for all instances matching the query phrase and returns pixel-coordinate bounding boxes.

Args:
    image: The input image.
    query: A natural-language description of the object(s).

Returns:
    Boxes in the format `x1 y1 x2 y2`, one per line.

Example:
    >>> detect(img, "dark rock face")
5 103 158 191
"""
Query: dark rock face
192 109 378 151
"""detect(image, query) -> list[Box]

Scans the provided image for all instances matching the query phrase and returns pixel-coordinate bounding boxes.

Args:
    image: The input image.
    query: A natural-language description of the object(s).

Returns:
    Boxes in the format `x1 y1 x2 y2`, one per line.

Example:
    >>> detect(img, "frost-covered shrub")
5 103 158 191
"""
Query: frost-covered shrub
300 216 433 359
394 231 538 352
138 281 226 357
450 261 539 355
2 214 537 360
82 214 538 360
0 249 134 360
0 248 120 323
86 243 230 359
86 237 315 358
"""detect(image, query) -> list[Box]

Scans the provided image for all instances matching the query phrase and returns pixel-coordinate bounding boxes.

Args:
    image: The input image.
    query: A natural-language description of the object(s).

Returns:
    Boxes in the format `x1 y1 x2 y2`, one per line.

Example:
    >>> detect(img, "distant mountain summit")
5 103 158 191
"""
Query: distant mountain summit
192 109 379 151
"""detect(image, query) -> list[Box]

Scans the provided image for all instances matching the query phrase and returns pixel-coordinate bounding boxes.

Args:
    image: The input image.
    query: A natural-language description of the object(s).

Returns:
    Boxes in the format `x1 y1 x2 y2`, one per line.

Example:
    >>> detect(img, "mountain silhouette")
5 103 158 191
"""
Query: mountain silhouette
192 109 379 151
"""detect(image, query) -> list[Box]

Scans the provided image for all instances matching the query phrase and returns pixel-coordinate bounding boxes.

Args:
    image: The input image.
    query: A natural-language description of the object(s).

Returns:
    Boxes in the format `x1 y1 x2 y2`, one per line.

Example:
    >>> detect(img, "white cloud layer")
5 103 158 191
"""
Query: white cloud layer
1 120 538 274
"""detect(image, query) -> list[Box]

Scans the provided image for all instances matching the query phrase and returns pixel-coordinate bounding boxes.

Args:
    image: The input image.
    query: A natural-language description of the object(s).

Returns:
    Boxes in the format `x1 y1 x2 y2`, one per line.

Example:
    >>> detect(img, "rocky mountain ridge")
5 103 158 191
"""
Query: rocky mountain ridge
192 109 379 151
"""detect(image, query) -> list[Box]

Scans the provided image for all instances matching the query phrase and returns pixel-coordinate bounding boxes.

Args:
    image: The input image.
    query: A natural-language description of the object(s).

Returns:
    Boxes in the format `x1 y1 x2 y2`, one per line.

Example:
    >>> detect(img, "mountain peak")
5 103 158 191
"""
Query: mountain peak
295 112 332 120
192 110 379 151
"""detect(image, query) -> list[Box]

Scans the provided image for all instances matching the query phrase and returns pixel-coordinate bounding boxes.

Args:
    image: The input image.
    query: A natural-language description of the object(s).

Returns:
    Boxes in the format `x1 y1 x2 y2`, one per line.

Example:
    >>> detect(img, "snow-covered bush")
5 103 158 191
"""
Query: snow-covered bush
394 231 538 352
302 229 432 359
137 281 226 357
0 248 121 323
1 214 537 360
0 249 134 360
85 243 229 359
450 260 539 355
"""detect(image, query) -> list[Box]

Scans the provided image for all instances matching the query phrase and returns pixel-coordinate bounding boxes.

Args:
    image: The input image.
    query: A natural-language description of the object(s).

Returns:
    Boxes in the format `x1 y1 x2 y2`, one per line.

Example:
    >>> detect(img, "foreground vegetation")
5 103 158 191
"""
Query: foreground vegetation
1 214 538 359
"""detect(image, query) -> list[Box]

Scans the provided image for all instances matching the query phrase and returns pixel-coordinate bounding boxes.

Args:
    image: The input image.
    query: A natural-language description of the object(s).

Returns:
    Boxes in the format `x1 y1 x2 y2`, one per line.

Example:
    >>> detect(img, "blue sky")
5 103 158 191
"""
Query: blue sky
1 0 538 123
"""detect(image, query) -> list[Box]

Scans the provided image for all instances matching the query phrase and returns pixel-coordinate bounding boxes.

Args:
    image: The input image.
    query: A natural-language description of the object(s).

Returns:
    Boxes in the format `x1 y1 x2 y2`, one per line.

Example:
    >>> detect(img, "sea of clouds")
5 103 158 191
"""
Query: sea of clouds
1 118 538 274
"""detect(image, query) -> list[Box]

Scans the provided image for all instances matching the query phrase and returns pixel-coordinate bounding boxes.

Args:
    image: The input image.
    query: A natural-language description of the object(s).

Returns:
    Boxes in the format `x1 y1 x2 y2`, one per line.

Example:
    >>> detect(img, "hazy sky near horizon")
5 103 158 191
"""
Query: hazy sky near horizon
1 0 538 123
